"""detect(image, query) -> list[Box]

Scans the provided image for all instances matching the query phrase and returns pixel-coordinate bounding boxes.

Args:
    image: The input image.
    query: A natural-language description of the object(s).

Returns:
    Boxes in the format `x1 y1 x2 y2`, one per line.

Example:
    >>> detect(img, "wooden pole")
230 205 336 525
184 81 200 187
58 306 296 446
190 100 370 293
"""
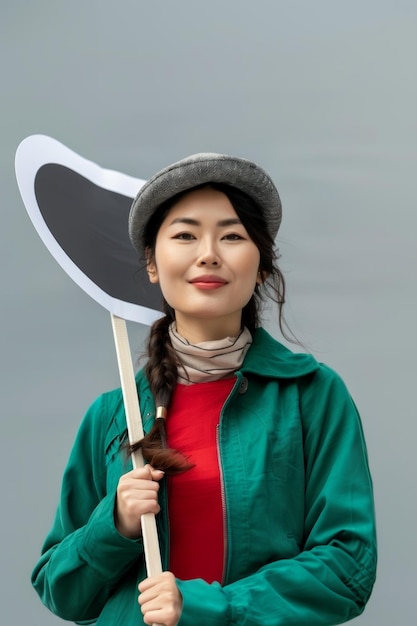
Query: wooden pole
110 313 164 623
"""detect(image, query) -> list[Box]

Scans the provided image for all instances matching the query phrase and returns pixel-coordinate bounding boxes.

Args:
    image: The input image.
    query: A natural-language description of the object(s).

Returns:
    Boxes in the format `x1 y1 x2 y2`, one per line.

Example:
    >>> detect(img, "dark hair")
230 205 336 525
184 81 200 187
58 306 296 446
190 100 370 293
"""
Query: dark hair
128 183 287 474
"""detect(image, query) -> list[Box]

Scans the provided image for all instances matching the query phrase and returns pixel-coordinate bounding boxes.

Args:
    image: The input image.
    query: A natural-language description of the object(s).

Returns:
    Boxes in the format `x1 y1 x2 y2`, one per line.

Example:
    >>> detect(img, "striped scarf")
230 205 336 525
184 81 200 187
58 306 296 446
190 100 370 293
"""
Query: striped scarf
168 324 253 384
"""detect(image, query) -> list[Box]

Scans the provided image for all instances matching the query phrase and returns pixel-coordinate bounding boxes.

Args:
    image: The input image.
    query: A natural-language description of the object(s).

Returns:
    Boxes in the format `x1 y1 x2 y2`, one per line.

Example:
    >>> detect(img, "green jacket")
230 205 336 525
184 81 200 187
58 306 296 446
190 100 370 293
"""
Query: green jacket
32 328 376 625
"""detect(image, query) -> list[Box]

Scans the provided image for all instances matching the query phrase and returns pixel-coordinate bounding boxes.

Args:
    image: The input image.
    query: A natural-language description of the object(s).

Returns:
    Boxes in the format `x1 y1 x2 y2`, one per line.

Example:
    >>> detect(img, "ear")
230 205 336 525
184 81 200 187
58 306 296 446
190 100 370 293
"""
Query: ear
256 270 269 285
146 256 159 284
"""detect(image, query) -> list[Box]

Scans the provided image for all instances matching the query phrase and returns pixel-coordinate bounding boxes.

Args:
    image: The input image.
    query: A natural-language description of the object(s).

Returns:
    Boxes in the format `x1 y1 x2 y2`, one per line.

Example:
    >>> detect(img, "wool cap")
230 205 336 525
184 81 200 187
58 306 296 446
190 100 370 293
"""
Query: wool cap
128 152 282 256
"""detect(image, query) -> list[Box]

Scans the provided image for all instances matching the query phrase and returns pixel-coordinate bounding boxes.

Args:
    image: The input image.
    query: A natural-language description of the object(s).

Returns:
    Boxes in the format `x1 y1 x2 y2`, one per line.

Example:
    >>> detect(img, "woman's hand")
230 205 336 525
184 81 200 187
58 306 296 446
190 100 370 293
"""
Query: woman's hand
115 464 164 539
138 572 183 626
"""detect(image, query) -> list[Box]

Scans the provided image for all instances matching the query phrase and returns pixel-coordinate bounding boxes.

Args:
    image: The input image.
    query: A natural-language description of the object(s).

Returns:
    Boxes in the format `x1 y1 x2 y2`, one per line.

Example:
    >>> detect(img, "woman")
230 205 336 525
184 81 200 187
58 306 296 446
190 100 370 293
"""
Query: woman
32 153 377 626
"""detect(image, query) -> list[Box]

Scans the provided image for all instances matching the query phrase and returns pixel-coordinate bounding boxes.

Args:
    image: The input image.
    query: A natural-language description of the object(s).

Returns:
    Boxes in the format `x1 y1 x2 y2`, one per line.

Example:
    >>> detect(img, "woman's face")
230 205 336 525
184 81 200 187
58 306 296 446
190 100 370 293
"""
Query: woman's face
147 187 261 342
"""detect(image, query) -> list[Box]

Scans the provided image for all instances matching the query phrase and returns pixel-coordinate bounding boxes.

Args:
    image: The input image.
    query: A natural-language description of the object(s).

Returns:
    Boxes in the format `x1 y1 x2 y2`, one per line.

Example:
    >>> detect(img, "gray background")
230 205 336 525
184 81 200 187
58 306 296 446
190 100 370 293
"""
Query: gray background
1 1 416 624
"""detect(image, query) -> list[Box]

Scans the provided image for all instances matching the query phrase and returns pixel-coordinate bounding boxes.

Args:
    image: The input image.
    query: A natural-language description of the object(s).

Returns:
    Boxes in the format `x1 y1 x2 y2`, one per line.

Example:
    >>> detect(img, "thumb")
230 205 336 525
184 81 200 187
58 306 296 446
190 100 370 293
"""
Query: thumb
148 466 165 481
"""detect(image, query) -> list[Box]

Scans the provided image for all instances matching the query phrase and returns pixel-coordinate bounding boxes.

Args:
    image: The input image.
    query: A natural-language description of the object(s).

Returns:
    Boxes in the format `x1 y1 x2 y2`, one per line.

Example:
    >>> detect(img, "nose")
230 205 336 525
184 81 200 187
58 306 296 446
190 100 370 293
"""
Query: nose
196 238 221 267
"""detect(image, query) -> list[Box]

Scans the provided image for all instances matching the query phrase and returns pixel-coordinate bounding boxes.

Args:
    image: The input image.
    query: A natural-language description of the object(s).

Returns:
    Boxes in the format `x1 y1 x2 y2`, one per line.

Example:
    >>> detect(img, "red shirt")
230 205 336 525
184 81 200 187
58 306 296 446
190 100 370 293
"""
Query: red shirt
166 377 235 583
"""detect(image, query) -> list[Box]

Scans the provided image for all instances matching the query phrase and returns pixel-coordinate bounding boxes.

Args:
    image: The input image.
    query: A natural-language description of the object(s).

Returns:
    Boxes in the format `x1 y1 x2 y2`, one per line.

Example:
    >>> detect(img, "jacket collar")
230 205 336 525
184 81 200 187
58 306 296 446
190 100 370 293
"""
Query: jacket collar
241 327 319 379
135 327 319 398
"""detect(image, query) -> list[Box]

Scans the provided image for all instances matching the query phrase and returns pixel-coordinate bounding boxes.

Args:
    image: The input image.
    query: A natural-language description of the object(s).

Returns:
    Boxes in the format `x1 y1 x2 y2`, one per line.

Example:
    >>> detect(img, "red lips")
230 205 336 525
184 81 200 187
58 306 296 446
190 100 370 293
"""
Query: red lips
189 275 227 289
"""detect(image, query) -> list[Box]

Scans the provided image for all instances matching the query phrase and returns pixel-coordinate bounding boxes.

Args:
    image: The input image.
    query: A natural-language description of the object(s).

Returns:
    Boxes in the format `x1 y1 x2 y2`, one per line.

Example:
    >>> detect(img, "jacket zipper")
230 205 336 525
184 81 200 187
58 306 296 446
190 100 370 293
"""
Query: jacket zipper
216 424 228 585
217 374 241 585
161 477 170 571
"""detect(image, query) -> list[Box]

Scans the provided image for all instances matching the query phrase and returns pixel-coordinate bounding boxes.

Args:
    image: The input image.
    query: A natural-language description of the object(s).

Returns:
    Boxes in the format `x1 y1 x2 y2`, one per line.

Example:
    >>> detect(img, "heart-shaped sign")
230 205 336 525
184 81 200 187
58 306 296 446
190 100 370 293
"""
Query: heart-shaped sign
15 134 163 324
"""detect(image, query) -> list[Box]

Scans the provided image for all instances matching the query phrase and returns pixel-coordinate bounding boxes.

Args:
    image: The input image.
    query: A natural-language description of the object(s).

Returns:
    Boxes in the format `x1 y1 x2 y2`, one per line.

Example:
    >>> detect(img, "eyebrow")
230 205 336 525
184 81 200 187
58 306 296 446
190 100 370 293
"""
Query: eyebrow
168 217 243 227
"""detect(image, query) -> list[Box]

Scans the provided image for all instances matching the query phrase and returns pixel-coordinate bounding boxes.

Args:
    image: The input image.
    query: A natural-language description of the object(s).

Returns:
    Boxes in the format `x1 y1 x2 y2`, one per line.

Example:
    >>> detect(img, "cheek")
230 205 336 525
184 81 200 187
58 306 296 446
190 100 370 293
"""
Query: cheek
153 254 184 300
241 249 261 282
155 256 181 281
153 245 175 281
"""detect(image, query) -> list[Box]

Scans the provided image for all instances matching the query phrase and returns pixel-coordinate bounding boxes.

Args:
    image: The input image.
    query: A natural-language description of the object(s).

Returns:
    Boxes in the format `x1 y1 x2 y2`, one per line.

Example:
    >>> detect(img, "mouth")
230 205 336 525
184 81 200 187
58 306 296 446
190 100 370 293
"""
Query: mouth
189 275 228 290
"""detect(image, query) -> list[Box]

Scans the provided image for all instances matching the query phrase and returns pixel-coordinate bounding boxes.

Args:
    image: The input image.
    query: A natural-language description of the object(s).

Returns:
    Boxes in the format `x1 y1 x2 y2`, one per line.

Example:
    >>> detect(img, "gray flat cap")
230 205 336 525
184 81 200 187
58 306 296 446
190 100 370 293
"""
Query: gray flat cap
129 152 282 256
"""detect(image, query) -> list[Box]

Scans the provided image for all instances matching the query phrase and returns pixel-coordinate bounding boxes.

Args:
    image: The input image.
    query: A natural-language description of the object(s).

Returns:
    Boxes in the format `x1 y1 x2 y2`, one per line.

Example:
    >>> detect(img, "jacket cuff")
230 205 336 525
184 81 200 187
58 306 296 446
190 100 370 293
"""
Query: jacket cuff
177 579 229 626
79 491 143 579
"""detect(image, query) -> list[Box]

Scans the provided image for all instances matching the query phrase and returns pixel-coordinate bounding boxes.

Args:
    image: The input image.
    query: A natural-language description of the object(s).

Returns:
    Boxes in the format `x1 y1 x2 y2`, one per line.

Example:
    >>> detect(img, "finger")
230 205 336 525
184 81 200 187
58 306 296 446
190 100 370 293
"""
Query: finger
119 469 164 488
119 479 160 493
142 608 166 626
118 477 161 497
124 465 156 480
116 490 160 513
139 588 182 626
138 571 176 593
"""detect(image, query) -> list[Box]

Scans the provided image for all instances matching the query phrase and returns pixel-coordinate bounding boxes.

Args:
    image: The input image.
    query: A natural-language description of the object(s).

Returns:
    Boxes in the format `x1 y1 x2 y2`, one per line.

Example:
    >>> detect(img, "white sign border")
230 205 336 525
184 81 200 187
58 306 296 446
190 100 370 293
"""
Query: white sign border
15 134 162 325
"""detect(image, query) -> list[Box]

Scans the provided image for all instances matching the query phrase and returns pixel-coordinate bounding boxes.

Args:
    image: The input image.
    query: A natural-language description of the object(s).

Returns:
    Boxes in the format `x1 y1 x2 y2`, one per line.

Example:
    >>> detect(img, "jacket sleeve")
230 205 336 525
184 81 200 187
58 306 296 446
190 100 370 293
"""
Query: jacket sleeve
176 366 377 626
31 393 144 623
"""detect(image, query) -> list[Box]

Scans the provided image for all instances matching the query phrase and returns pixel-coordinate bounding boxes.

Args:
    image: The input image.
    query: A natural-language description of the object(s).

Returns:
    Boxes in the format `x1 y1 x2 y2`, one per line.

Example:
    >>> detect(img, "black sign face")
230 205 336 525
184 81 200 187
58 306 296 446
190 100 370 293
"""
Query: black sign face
15 135 163 324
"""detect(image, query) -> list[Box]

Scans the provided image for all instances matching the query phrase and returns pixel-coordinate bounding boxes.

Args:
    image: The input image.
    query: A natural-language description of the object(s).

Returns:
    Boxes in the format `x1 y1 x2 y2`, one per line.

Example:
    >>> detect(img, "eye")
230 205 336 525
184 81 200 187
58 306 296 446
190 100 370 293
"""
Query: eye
172 232 196 241
222 233 245 241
